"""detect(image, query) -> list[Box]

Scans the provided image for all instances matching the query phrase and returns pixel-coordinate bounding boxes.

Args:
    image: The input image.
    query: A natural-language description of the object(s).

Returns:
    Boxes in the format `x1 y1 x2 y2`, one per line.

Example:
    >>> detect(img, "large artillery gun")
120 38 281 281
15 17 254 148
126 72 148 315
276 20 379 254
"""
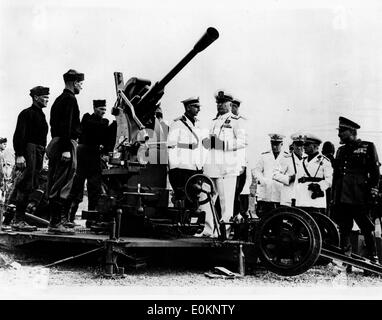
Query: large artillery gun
86 28 220 238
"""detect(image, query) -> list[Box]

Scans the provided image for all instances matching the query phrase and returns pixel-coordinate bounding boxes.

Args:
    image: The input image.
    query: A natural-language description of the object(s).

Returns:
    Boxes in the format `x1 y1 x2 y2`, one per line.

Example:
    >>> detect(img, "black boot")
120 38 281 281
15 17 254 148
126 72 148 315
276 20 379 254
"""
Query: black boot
2 204 15 230
48 200 75 235
64 201 81 228
11 203 37 232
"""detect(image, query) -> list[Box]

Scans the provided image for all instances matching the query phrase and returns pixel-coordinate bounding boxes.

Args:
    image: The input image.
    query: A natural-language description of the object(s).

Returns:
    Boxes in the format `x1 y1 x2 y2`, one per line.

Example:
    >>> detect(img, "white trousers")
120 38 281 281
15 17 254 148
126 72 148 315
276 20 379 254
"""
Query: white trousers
201 175 237 236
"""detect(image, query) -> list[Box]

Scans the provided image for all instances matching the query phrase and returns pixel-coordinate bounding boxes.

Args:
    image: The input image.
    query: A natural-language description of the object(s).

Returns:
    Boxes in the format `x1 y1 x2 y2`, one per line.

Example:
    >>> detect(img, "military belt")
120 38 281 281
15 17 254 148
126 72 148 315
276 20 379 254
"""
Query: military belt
177 142 198 150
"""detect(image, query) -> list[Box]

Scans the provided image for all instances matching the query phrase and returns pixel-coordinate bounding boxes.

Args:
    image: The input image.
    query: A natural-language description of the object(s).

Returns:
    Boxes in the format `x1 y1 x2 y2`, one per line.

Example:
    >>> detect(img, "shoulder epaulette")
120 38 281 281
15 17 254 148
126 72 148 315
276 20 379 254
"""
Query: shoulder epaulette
261 151 271 155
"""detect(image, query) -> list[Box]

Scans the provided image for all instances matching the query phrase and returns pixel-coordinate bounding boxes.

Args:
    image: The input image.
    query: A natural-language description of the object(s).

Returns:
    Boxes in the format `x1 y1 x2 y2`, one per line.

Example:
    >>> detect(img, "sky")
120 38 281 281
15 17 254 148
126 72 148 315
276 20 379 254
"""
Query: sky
1 0 382 168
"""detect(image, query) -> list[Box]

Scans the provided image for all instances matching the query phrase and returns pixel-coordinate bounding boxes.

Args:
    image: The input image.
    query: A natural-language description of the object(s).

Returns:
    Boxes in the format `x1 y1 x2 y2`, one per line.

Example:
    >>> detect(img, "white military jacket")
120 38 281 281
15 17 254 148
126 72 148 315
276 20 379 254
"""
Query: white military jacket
203 112 247 178
295 152 333 208
272 151 304 206
254 150 287 202
167 114 206 171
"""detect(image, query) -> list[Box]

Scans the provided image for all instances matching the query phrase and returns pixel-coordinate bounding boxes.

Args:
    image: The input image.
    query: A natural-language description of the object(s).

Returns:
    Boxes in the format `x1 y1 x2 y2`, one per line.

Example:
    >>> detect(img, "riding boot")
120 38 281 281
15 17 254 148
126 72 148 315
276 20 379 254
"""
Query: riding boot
48 200 61 228
11 202 37 232
48 200 75 235
3 204 15 225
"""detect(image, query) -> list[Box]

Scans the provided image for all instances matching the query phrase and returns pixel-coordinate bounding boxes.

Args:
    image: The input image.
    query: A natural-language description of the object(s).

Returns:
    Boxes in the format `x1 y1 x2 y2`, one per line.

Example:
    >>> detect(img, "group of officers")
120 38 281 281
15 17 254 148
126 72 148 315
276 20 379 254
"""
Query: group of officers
1 70 381 270
168 92 381 269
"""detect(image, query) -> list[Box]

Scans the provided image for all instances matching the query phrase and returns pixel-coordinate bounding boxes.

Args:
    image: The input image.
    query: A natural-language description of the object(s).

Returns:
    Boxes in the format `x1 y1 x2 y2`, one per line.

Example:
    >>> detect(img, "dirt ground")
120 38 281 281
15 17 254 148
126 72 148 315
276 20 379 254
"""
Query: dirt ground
1 243 382 300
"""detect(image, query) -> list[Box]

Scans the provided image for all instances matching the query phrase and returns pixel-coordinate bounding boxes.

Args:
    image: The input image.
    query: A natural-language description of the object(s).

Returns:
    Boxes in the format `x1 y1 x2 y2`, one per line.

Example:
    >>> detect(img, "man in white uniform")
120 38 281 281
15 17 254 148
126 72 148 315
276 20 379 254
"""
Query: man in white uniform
254 134 287 217
167 97 205 209
272 133 305 206
295 134 333 215
201 91 247 238
231 98 252 219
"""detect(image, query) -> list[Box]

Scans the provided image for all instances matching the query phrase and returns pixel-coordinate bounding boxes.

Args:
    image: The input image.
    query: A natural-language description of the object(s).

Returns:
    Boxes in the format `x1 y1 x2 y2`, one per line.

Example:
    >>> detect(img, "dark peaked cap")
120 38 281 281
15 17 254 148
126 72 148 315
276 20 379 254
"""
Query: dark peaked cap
30 86 49 97
93 100 106 108
63 69 85 82
215 90 233 102
338 116 360 130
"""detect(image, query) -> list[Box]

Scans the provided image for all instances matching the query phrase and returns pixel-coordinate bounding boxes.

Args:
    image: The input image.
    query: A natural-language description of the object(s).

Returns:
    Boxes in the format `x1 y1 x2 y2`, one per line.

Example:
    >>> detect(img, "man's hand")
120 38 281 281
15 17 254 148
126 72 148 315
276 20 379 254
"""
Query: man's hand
371 187 379 198
16 156 26 169
61 151 71 161
202 137 211 149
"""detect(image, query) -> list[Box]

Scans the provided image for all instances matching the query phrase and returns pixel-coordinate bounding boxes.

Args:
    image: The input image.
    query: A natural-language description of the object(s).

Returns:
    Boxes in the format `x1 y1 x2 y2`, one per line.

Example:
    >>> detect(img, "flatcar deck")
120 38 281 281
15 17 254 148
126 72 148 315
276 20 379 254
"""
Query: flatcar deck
0 228 252 249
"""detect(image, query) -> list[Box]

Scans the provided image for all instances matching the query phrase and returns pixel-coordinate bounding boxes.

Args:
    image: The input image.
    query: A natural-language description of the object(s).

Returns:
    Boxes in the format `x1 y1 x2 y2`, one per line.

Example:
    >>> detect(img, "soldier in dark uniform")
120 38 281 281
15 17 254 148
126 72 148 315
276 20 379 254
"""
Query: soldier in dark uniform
332 116 380 266
10 86 49 231
68 100 109 225
46 69 84 235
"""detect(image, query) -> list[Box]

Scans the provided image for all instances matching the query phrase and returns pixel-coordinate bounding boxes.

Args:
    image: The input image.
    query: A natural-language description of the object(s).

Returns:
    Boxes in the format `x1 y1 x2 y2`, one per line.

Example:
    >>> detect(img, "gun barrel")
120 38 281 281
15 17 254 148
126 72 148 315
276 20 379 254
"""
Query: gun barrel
136 27 219 112
157 27 219 89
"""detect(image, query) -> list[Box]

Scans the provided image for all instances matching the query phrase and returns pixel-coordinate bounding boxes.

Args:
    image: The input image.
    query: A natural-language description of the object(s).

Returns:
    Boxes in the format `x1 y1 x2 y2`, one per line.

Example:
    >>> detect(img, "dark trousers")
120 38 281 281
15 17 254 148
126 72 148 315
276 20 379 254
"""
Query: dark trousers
233 168 248 216
46 138 77 202
332 203 376 258
14 143 45 220
256 200 280 219
69 144 102 210
168 168 201 209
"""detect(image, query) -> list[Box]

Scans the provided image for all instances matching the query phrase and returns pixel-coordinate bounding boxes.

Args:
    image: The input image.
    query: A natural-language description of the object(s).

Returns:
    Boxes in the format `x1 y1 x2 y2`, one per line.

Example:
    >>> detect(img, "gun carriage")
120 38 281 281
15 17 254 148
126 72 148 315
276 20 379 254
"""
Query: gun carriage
1 27 382 278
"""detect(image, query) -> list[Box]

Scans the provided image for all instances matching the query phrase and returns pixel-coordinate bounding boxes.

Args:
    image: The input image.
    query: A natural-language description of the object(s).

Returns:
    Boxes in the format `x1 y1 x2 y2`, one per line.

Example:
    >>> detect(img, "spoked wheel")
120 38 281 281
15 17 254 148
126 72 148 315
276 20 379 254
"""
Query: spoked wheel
185 174 215 205
256 206 322 276
309 211 340 265
309 211 340 248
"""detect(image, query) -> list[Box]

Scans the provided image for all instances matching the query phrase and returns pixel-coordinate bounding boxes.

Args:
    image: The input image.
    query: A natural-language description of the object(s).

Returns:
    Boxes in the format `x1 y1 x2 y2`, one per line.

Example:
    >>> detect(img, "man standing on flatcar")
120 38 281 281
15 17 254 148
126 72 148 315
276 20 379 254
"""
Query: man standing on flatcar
68 99 109 227
11 86 49 231
167 97 204 209
46 69 84 235
332 116 380 266
202 90 247 238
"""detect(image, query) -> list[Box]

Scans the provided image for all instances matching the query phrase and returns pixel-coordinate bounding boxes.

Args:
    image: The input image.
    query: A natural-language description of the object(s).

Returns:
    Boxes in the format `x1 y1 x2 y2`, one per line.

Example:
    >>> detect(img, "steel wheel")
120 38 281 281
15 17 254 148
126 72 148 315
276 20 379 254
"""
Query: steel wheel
309 211 340 265
256 206 322 276
309 211 340 248
185 174 215 205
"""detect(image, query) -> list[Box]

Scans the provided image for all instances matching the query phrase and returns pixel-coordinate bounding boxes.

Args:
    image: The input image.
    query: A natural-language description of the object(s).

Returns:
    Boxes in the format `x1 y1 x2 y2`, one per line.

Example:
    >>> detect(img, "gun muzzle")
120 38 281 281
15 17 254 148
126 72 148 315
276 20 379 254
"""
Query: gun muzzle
193 27 219 52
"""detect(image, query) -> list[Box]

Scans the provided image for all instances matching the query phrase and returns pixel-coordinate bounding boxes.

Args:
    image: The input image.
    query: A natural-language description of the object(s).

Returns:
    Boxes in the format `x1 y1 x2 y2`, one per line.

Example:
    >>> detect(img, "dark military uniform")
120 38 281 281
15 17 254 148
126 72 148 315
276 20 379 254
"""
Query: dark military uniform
69 112 109 213
332 136 380 259
47 86 81 231
11 87 49 231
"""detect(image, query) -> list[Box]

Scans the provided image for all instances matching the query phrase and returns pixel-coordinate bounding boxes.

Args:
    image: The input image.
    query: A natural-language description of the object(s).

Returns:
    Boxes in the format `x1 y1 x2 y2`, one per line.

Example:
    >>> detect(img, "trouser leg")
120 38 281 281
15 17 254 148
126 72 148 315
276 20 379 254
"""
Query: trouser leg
354 206 377 259
333 204 354 256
